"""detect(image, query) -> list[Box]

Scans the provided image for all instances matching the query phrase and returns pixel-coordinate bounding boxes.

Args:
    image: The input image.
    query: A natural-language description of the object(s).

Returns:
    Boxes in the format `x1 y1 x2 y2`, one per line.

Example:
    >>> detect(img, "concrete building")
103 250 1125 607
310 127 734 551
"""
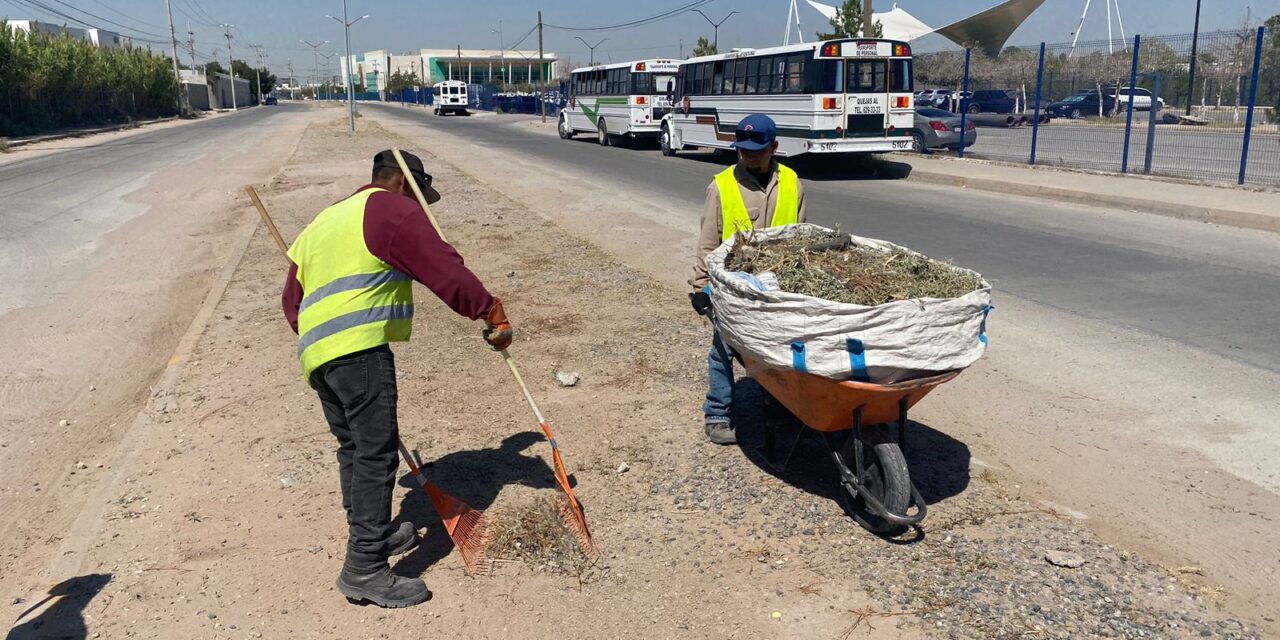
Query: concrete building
341 48 559 89
179 70 251 110
5 20 131 50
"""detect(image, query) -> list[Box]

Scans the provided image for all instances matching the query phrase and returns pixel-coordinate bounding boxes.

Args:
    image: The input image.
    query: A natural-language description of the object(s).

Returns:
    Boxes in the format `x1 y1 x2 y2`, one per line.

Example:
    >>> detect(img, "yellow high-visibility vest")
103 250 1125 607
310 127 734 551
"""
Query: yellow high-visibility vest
717 164 800 242
287 187 415 382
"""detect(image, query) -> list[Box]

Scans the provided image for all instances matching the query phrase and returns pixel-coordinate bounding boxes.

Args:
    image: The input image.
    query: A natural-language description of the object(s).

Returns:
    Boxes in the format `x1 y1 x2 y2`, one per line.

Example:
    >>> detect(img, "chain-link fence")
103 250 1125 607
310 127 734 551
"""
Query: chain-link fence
914 27 1277 186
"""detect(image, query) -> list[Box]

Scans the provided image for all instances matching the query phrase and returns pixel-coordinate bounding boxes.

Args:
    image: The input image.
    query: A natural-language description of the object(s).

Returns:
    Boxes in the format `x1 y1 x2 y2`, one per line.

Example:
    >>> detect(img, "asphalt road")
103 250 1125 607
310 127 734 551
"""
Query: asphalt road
967 119 1280 186
367 104 1280 376
0 104 304 317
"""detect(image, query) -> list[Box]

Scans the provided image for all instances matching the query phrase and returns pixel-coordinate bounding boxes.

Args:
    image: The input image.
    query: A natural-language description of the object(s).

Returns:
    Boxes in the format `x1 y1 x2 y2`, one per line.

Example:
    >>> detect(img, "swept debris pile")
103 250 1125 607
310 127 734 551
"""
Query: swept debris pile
726 229 983 306
486 496 593 576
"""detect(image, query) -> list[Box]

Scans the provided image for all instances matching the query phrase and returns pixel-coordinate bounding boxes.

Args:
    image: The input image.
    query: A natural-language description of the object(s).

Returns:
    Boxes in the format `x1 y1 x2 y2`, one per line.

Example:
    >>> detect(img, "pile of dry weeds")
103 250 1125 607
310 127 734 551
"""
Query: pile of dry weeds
486 496 593 576
726 229 983 306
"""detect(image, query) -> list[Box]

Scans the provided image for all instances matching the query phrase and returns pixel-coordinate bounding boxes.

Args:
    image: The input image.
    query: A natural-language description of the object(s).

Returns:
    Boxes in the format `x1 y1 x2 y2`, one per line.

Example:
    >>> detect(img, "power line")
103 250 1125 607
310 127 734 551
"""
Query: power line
82 0 164 29
44 0 169 39
544 0 713 32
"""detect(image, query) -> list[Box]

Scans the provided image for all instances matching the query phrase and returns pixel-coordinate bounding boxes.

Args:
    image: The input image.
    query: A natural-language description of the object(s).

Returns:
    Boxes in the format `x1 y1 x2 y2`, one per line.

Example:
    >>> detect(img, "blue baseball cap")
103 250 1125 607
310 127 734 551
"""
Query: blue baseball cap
732 114 777 151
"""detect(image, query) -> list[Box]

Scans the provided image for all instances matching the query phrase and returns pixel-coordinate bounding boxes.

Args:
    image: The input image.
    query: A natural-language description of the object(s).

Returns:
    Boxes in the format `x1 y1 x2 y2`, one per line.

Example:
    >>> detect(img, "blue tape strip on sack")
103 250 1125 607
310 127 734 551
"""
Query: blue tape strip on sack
979 305 994 346
847 338 870 382
791 341 807 373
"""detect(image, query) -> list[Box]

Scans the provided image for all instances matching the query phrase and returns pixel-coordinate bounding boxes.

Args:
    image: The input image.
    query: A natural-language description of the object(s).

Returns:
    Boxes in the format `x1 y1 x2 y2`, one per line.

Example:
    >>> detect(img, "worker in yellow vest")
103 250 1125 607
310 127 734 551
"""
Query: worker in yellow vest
688 114 806 445
282 150 512 608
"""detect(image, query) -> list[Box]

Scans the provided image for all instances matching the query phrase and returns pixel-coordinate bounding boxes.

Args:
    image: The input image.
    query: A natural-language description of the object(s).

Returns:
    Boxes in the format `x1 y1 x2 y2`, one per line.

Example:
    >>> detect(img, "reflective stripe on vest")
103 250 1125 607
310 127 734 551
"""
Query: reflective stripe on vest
717 164 800 242
287 187 415 382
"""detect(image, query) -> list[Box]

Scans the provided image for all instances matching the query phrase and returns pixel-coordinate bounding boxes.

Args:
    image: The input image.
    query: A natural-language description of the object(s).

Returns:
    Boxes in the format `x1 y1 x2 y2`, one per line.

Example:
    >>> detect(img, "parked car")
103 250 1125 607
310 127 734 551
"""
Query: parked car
262 95 278 105
1046 92 1119 119
960 89 1017 114
1110 86 1166 111
919 89 953 108
911 107 977 153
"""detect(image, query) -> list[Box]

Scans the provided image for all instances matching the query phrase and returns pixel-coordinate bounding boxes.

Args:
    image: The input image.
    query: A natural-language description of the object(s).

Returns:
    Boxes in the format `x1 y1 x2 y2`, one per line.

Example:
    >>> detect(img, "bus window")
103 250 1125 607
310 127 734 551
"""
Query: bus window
733 59 748 94
745 58 761 94
721 60 736 94
712 61 725 95
848 60 887 93
889 59 913 93
814 59 842 93
786 53 805 93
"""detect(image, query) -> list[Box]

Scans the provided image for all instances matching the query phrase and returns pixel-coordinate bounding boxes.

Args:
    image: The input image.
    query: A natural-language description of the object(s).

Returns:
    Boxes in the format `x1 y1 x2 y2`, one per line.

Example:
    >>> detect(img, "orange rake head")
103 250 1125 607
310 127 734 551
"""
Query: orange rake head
539 421 595 554
400 444 493 574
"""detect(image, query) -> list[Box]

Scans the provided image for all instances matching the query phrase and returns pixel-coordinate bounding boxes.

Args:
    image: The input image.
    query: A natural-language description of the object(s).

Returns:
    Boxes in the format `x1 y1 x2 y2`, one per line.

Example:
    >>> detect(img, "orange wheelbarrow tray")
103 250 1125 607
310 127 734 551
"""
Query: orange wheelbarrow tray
741 353 962 534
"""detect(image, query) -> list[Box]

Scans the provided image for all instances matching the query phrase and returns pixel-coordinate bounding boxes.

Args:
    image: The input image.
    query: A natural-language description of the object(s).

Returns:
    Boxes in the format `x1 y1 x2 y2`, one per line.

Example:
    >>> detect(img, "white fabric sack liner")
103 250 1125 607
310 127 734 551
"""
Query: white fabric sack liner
707 224 992 383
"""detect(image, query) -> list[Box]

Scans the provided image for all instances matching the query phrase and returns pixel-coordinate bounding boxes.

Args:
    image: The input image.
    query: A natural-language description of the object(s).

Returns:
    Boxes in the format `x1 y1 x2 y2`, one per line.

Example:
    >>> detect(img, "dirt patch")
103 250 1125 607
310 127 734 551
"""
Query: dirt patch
34 115 1264 639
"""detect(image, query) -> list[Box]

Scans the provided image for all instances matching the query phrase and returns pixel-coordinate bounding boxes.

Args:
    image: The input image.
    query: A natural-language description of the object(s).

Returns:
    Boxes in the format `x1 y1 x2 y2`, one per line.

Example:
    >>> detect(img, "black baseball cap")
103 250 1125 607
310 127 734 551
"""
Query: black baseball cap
372 149 441 204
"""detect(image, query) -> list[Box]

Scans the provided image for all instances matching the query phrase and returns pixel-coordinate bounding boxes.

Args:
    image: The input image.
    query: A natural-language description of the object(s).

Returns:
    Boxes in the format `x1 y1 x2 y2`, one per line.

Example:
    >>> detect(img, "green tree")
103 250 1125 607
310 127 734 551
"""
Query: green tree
816 0 882 40
385 70 421 93
692 36 716 57
204 60 225 75
228 59 276 102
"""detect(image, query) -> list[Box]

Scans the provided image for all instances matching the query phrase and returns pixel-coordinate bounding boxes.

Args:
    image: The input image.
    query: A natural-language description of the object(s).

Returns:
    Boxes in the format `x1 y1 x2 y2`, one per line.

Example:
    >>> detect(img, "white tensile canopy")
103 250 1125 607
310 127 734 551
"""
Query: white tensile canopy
804 0 1047 56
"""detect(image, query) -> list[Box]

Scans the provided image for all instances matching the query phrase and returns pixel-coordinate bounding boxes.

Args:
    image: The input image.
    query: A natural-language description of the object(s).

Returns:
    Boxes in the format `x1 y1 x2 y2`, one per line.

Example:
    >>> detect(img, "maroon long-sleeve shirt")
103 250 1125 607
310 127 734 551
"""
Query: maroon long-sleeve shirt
282 184 495 334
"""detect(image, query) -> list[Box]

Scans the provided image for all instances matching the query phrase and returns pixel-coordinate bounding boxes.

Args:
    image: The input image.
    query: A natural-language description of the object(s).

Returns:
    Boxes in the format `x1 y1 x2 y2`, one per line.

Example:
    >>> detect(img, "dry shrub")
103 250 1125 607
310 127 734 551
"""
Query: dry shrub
725 229 983 306
486 495 592 576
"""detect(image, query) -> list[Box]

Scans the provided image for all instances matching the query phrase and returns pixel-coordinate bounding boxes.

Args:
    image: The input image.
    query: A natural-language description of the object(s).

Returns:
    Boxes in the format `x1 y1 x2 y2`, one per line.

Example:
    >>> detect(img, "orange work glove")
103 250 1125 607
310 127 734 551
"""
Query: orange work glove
483 298 513 351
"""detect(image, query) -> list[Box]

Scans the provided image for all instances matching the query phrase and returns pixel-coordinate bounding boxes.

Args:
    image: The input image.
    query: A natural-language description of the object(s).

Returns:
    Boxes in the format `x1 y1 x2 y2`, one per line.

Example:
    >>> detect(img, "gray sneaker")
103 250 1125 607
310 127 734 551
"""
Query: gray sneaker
705 421 736 445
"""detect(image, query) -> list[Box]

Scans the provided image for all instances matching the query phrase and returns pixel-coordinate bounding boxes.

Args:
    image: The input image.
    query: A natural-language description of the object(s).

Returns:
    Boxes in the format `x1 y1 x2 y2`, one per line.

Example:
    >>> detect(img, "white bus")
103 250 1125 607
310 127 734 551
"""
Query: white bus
660 39 915 157
559 59 681 146
432 80 469 116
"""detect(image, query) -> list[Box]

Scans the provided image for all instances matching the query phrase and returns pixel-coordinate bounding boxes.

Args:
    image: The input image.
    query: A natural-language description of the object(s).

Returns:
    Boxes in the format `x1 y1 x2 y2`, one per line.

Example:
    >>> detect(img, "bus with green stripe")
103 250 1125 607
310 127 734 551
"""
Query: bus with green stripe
559 59 681 146
659 39 915 158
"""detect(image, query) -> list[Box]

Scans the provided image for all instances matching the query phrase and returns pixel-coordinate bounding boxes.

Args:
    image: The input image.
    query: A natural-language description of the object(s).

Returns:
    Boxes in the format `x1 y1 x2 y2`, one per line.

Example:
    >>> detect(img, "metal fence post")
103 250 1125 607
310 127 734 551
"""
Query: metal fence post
1143 73 1161 174
1121 34 1141 174
958 48 972 159
1030 42 1046 165
1238 26 1265 185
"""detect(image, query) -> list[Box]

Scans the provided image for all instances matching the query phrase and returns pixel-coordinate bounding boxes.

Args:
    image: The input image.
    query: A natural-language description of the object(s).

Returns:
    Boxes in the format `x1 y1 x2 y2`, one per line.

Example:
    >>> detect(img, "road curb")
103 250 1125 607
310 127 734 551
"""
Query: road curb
906 169 1280 234
3 117 181 148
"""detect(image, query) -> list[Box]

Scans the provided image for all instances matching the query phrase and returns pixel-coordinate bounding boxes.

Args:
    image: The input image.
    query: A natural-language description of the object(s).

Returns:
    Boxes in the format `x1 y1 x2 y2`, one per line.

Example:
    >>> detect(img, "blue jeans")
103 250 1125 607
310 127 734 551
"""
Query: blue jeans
704 330 735 423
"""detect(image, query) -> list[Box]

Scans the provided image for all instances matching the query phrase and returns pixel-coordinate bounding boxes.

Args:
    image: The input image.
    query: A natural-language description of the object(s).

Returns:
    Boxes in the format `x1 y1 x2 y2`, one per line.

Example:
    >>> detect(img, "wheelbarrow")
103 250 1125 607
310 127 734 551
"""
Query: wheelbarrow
740 353 961 535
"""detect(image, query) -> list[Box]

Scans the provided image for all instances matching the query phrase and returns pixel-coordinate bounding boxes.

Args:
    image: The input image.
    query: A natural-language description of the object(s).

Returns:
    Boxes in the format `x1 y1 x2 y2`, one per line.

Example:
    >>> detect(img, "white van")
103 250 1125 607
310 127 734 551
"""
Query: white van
432 81 469 116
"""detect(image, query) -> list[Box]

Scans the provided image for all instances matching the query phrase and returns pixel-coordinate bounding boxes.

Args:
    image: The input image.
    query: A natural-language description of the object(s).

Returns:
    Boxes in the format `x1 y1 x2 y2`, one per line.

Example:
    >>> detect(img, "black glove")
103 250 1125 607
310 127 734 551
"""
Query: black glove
689 291 711 316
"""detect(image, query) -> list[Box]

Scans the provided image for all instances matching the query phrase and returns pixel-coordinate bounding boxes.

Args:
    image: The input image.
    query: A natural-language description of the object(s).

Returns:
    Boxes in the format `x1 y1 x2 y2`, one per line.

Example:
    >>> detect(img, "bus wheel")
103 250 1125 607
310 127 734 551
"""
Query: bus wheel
559 113 575 139
597 119 611 146
661 125 677 157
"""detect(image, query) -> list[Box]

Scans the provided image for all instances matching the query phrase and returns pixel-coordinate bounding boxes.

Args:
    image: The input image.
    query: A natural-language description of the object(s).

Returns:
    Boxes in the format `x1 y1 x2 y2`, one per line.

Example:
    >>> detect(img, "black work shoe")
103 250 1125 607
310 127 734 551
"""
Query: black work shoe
386 522 419 556
705 421 736 445
336 566 431 608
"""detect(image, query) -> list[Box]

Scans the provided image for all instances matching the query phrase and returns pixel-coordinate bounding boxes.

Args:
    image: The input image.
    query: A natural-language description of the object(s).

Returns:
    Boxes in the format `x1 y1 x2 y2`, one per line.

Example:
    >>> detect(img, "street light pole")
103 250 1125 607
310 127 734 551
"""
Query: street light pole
1185 0 1201 116
302 39 329 100
221 23 237 110
574 36 609 65
328 1 368 133
491 22 505 86
249 44 265 104
693 9 739 51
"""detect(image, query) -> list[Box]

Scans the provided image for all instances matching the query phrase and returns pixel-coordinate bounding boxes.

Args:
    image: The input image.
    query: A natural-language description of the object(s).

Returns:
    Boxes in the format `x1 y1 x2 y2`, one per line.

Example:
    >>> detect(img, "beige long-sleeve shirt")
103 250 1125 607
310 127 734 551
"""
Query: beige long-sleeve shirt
688 160 807 289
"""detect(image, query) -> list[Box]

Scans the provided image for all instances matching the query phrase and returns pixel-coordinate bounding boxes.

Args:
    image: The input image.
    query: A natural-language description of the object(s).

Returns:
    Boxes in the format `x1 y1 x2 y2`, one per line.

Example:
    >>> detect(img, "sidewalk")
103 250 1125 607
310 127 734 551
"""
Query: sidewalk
902 154 1280 233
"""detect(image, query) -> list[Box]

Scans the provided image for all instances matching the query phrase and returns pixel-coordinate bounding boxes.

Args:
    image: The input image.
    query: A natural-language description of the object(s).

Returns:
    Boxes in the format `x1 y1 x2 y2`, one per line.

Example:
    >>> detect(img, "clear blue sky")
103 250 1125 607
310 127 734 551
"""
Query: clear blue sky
4 0 1277 75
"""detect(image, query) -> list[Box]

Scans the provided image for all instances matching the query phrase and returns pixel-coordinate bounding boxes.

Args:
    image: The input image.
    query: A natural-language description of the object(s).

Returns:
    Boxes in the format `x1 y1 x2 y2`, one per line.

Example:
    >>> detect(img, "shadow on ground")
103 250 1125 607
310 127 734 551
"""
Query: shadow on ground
391 432 558 576
729 378 970 537
6 574 112 640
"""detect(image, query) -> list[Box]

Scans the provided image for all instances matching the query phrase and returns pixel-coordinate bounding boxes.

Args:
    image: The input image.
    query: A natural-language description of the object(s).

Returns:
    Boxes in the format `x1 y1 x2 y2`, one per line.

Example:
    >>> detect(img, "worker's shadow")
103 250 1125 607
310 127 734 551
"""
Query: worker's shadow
390 432 558 576
6 573 111 640
732 378 970 530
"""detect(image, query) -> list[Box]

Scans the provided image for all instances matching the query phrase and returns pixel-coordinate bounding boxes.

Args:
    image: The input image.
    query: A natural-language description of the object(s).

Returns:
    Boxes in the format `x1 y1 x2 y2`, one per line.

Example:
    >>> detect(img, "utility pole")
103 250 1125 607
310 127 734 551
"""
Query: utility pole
456 45 462 82
863 0 874 37
693 9 738 52
164 0 188 114
327 1 368 133
186 22 196 73
1185 0 1202 116
250 44 265 104
287 61 296 100
538 10 546 123
491 21 505 86
574 36 609 66
221 24 237 110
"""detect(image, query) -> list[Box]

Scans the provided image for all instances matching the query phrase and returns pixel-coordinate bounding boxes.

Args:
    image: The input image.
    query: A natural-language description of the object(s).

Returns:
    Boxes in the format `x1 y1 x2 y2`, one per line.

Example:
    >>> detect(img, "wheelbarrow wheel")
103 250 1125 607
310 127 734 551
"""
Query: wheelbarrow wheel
841 425 911 535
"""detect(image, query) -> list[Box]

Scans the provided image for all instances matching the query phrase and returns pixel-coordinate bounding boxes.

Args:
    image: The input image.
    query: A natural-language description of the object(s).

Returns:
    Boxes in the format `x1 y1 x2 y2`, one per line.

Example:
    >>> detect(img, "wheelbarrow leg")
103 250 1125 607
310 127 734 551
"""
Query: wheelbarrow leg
758 411 805 472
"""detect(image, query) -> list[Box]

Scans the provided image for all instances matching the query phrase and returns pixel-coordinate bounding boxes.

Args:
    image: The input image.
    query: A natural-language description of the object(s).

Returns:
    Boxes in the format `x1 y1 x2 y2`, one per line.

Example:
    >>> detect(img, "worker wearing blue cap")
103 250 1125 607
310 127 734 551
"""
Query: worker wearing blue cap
688 114 807 445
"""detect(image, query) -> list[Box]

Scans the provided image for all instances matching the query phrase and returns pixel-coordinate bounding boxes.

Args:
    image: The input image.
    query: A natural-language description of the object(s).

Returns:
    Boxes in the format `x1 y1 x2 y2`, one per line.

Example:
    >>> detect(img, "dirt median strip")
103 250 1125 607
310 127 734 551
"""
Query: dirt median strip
44 116 1266 639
